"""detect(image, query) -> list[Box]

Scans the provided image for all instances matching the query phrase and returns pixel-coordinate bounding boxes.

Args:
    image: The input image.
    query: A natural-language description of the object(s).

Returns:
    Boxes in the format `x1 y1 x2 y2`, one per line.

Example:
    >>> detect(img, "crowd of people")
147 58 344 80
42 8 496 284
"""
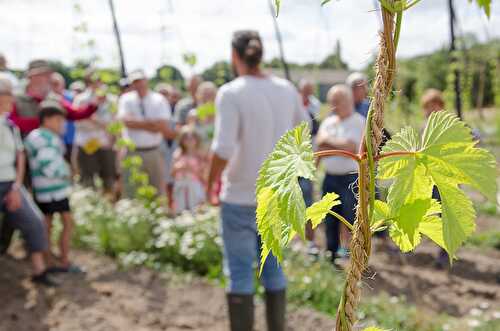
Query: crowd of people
0 31 449 331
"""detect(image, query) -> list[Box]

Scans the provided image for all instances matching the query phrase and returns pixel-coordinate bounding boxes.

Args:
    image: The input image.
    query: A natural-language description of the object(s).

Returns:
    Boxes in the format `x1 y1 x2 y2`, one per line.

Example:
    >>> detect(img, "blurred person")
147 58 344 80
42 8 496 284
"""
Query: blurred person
187 81 218 146
421 89 450 268
346 72 370 118
298 79 320 136
174 75 203 126
73 70 117 194
51 72 76 163
69 80 85 96
207 30 308 331
156 83 178 210
0 75 57 286
171 127 207 213
25 101 82 273
421 88 445 118
8 59 102 137
168 85 182 110
298 79 320 256
316 84 365 264
0 53 19 89
118 77 132 96
118 70 176 197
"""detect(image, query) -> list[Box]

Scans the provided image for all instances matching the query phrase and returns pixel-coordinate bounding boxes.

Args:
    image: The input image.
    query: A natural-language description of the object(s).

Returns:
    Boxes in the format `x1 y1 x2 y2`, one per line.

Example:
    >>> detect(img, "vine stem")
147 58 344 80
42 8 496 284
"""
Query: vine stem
376 150 415 161
314 149 362 162
328 211 354 232
335 1 399 329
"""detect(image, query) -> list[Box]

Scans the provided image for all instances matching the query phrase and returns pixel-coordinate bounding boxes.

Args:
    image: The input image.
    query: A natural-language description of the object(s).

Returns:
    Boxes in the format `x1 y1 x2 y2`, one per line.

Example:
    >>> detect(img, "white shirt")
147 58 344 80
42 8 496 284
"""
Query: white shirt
0 115 23 182
212 75 308 206
117 90 171 148
0 71 19 90
73 89 115 148
318 112 366 175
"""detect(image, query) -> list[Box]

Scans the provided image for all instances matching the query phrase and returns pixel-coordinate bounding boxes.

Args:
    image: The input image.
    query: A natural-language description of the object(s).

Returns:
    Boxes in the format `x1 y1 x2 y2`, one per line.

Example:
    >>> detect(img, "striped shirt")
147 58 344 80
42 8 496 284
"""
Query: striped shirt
25 128 71 202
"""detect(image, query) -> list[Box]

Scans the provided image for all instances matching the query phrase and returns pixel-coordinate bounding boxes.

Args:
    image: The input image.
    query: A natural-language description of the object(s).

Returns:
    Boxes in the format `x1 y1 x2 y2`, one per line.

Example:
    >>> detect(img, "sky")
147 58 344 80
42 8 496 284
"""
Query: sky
0 0 498 77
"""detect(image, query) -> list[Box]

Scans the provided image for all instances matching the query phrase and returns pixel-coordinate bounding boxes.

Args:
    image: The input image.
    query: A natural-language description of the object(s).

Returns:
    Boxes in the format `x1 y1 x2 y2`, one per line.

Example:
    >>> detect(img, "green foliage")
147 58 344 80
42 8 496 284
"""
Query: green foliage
306 193 341 228
183 52 197 68
256 122 315 268
468 231 500 250
378 111 496 257
72 188 223 276
472 0 491 17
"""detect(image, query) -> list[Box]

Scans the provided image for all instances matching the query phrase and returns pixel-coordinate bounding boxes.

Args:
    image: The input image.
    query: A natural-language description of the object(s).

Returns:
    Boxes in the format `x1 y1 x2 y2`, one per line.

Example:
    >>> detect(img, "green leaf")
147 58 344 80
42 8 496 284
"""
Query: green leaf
389 199 441 252
306 192 341 228
274 0 281 16
472 0 491 17
378 111 497 258
256 123 315 266
362 327 388 331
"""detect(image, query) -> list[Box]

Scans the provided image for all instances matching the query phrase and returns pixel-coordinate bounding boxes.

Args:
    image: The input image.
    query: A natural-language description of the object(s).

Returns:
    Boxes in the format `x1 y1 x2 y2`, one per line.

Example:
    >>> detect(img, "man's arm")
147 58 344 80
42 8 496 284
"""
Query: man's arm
207 153 228 203
62 98 100 121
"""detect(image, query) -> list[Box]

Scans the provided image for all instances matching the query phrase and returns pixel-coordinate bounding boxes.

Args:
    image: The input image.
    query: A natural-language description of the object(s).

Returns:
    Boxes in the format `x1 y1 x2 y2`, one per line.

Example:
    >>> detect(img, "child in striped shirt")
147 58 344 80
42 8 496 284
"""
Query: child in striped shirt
25 100 81 273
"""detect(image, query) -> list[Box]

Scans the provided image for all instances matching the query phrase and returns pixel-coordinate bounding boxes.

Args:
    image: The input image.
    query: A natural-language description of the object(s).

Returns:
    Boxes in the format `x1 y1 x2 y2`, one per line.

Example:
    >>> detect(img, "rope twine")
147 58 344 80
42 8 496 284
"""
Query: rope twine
335 4 397 331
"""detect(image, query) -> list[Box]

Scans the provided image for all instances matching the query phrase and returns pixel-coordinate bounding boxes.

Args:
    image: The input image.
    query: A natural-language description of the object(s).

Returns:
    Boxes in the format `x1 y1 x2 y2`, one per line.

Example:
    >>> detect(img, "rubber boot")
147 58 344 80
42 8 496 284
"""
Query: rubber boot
227 293 254 331
265 290 286 331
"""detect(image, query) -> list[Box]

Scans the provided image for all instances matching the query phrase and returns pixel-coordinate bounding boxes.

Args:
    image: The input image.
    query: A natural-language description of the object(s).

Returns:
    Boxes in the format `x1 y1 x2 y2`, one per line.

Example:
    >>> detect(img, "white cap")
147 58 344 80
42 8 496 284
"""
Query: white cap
346 72 368 88
128 69 147 83
0 73 13 95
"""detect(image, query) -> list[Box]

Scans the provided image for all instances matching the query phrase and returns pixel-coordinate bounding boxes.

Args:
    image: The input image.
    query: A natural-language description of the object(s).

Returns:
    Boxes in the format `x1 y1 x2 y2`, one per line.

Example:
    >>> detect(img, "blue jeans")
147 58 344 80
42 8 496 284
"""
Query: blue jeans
299 177 313 207
221 202 287 295
322 174 358 259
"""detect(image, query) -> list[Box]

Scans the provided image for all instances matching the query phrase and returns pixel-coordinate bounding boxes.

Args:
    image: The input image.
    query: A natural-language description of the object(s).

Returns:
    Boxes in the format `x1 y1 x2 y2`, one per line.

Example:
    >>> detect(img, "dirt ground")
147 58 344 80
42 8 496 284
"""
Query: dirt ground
0 249 336 331
1 216 499 331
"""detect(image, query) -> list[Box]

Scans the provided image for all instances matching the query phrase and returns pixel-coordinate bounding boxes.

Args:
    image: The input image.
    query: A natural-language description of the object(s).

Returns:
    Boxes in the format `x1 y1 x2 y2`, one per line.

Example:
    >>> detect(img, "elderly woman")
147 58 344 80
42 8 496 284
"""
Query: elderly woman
0 75 56 286
316 84 366 264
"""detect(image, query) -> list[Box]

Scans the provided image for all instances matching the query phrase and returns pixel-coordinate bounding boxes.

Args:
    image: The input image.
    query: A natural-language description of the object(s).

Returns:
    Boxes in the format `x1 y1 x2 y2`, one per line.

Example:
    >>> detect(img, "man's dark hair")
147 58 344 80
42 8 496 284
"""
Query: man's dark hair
231 30 263 68
39 105 65 124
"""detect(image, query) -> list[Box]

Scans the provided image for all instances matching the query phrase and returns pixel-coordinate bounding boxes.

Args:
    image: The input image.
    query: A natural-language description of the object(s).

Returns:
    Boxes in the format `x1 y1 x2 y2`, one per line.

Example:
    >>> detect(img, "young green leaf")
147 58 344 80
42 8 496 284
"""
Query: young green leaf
306 192 341 228
256 122 315 266
472 0 491 17
274 0 281 16
362 327 388 331
378 111 496 258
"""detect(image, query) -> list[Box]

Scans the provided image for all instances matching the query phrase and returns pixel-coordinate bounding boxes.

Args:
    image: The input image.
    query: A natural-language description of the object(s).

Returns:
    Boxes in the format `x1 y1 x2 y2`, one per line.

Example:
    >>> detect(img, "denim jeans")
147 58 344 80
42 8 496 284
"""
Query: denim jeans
322 173 358 259
298 177 313 208
220 202 287 295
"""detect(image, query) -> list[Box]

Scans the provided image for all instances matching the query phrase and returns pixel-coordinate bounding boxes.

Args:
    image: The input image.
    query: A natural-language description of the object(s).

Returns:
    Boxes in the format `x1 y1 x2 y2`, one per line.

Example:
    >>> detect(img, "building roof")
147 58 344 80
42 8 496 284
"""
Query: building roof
267 68 351 85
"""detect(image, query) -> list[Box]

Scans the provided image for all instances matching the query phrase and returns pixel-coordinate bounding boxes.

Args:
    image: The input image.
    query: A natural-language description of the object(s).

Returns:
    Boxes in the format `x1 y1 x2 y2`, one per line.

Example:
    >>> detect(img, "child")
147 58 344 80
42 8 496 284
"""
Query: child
25 100 81 273
186 82 218 149
171 128 207 213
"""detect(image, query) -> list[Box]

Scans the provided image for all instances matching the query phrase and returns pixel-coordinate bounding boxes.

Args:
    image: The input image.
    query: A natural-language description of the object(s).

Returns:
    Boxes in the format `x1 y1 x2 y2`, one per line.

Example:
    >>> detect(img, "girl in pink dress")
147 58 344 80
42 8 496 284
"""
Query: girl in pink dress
171 128 207 213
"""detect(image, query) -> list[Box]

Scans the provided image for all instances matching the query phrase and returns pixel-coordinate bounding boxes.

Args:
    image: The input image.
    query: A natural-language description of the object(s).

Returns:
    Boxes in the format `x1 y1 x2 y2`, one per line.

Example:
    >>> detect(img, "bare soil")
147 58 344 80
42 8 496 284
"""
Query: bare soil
1 215 498 331
0 249 336 331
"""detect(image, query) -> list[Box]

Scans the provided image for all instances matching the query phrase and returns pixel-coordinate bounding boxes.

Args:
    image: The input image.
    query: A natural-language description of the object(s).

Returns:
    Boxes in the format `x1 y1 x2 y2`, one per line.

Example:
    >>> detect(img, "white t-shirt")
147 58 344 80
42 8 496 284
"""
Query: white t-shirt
212 75 308 206
73 89 115 148
117 90 171 148
318 112 366 175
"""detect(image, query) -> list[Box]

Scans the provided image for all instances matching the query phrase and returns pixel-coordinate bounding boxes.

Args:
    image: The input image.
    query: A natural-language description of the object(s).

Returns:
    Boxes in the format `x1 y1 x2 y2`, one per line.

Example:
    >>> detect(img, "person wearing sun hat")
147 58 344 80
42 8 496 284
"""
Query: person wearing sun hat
8 59 103 137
